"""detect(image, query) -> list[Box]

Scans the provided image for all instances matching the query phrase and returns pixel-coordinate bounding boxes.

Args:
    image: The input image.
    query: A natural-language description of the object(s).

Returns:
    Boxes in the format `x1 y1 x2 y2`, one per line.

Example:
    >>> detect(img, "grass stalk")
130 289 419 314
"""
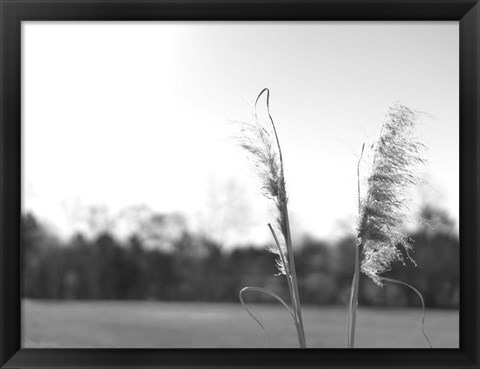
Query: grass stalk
284 211 306 348
350 105 427 347
269 223 306 348
348 143 364 348
347 242 361 348
260 87 306 348
238 88 306 348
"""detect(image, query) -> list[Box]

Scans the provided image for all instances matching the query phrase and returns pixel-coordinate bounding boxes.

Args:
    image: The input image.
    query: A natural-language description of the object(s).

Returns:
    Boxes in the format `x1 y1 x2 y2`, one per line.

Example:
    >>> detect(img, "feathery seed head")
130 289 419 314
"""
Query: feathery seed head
358 104 425 285
237 89 289 275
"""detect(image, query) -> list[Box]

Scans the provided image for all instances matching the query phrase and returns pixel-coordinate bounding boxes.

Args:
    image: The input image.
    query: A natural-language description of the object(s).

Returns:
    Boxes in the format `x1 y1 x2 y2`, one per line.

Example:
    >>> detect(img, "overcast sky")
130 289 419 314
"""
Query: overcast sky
23 22 459 246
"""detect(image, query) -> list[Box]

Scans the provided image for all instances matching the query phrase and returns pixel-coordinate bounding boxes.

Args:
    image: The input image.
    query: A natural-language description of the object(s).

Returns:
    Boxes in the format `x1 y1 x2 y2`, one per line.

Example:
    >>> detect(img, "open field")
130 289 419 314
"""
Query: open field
23 300 458 348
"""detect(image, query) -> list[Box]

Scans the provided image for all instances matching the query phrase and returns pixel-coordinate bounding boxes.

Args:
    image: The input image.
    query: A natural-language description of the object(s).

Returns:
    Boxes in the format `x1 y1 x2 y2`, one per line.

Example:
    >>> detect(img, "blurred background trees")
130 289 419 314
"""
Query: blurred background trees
21 203 459 308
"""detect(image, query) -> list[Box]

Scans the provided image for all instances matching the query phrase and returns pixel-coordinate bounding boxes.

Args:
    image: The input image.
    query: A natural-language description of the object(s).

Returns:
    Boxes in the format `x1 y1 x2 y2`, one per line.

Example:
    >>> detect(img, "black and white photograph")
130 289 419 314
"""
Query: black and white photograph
21 21 459 349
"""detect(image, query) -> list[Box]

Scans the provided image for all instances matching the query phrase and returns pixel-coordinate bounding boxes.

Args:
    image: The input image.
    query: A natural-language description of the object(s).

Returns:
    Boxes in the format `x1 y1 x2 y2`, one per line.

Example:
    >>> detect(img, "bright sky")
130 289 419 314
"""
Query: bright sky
23 22 459 246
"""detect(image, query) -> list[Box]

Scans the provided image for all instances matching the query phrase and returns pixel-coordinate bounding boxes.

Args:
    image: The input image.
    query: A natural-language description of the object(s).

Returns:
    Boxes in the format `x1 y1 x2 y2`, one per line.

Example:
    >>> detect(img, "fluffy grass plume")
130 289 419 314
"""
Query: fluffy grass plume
348 103 426 349
237 88 306 348
237 89 290 276
357 103 425 284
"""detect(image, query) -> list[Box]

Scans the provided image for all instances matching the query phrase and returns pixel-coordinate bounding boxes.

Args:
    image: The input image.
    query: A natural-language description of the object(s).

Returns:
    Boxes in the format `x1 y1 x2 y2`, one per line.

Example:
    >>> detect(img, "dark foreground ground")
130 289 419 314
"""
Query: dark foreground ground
22 300 458 348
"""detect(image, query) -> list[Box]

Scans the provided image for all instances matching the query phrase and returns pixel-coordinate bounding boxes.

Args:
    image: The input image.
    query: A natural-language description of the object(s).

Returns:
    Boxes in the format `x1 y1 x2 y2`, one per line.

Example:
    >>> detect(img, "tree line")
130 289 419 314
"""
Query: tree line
21 205 459 308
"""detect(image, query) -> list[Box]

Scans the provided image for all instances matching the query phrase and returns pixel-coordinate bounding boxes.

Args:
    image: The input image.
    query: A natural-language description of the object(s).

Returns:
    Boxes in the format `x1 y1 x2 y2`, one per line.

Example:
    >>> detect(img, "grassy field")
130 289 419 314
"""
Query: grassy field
22 300 458 348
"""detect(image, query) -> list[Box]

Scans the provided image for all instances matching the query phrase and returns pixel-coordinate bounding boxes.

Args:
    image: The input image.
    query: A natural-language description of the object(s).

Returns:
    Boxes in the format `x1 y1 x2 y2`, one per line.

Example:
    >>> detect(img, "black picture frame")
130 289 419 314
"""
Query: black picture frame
1 0 479 368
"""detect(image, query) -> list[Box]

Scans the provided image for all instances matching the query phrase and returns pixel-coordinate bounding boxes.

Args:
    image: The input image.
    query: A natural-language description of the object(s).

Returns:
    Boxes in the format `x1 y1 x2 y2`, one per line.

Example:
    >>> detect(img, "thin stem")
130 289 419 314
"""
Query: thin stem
380 277 432 348
268 224 295 319
239 286 297 348
284 210 306 348
268 223 306 347
358 143 365 212
256 88 284 166
348 143 365 348
348 242 361 348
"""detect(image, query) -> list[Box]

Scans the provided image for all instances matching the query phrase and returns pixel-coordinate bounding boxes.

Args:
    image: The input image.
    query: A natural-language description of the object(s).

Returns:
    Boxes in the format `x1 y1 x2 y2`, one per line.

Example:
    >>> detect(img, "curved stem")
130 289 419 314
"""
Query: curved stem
239 286 297 348
255 88 284 166
380 277 432 348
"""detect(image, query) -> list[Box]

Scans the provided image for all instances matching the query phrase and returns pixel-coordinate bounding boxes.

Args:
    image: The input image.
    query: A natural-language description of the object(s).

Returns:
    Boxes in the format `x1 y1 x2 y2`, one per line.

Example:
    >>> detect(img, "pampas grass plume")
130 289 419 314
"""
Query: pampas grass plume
358 103 425 285
237 90 289 276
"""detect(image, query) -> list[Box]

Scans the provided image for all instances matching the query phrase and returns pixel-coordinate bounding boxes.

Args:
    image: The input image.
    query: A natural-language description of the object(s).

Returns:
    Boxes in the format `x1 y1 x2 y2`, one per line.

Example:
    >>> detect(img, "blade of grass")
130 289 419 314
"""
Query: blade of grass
347 246 360 348
268 223 307 347
380 276 432 348
239 286 296 348
284 210 307 348
348 143 365 348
